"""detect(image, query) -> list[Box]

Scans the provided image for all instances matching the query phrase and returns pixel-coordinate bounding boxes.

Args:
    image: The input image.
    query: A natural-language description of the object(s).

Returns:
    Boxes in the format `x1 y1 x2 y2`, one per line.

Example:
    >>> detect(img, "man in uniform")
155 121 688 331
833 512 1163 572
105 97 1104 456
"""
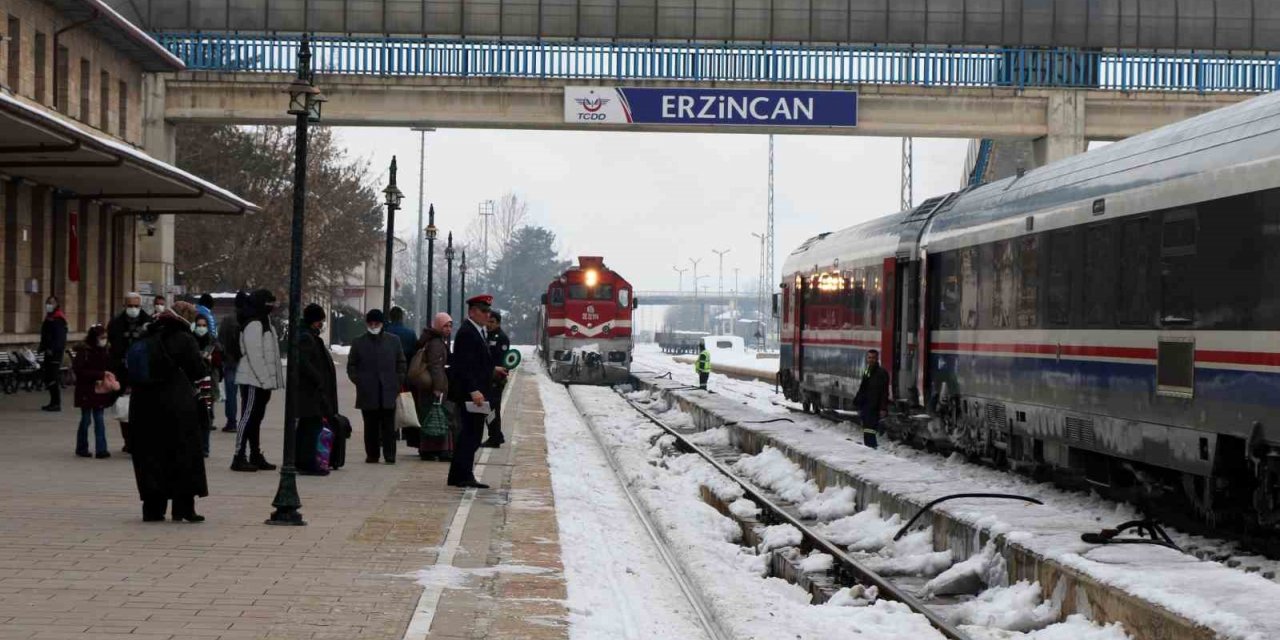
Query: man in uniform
448 294 506 488
695 341 712 390
483 310 511 448
853 349 891 448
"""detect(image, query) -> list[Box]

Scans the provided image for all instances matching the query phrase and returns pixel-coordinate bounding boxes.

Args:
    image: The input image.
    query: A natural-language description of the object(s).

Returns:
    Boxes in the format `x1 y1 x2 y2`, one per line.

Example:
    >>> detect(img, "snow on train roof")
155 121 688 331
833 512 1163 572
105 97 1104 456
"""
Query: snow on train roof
782 90 1280 274
929 89 1280 239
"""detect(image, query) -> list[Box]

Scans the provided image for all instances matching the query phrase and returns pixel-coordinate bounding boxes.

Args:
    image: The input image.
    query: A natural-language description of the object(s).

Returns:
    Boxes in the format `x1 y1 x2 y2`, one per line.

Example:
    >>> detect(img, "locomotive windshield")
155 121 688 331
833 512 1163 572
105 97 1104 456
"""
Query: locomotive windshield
568 284 614 300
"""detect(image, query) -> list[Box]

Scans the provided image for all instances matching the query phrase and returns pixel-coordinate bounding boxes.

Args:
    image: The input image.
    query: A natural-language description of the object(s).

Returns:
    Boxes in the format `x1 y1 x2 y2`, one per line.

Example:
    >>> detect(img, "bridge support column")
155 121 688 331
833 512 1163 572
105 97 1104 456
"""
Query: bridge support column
136 74 177 298
1033 91 1087 167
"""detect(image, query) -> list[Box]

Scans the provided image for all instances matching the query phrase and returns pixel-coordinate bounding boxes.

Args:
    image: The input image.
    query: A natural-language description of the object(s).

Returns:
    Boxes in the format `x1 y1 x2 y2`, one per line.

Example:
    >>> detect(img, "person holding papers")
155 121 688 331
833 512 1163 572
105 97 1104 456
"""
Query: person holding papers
447 294 507 489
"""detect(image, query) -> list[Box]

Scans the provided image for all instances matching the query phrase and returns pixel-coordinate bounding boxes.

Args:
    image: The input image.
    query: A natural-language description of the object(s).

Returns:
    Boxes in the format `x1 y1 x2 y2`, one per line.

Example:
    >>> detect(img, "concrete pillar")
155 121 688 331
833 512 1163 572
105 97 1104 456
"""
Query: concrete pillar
135 73 176 298
1033 90 1087 167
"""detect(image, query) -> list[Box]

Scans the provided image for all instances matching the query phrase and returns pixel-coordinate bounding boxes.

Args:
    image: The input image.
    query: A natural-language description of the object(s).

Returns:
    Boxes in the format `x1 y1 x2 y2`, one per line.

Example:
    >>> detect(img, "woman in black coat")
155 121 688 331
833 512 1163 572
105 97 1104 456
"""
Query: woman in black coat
38 295 67 411
128 302 211 522
296 304 340 474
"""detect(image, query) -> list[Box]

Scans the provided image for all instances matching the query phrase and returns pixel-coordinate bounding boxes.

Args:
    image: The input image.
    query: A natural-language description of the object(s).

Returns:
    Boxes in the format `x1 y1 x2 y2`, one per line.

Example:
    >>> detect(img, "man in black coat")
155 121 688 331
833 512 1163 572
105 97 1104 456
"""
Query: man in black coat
38 295 68 411
346 308 406 464
296 304 341 474
482 310 511 448
107 292 151 453
853 349 892 449
448 294 503 488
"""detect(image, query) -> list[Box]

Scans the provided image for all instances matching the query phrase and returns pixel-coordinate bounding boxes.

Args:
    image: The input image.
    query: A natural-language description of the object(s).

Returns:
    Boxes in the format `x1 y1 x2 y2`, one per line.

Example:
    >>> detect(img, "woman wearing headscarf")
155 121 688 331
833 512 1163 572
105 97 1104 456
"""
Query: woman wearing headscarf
296 303 340 474
128 301 210 522
414 312 454 461
71 325 114 458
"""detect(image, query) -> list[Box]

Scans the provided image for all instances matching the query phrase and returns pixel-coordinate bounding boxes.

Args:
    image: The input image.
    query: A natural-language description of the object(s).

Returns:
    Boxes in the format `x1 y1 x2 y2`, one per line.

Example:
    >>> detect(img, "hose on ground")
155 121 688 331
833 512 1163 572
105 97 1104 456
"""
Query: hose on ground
894 493 1045 541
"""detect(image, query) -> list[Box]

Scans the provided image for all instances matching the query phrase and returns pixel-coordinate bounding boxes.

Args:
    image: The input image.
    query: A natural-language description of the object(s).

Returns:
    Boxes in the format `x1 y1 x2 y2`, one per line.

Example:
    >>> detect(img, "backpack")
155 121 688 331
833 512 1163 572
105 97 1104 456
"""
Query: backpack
125 334 170 387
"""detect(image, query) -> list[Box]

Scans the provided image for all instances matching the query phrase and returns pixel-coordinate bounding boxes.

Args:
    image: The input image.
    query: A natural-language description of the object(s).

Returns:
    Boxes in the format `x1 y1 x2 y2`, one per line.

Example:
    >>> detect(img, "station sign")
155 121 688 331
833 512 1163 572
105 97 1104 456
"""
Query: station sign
564 86 858 128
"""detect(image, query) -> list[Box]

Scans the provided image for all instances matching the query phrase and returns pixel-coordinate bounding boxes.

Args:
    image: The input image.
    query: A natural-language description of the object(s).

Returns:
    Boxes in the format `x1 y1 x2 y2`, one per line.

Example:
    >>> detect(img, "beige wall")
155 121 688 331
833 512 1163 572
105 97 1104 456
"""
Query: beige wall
1 0 145 144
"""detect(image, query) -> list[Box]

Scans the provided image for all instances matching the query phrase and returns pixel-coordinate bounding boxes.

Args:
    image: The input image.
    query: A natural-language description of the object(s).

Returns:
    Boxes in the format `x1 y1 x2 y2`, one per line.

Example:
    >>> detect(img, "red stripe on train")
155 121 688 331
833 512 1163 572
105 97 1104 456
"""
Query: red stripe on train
929 343 1280 367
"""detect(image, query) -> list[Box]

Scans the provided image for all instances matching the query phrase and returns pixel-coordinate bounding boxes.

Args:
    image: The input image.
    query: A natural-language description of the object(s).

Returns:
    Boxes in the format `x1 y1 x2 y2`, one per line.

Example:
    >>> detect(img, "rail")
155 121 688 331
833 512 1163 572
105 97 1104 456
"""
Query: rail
612 387 972 640
159 33 1280 94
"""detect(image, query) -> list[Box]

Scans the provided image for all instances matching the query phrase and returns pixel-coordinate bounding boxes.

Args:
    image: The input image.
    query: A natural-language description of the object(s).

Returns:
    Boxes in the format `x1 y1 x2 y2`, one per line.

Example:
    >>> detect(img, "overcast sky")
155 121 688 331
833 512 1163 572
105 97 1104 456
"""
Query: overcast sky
334 128 970 295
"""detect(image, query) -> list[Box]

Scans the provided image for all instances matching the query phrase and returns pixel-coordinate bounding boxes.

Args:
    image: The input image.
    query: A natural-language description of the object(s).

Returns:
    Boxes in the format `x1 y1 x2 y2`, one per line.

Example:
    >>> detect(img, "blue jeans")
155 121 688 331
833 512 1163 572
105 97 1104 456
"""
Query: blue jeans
77 408 107 455
223 363 238 425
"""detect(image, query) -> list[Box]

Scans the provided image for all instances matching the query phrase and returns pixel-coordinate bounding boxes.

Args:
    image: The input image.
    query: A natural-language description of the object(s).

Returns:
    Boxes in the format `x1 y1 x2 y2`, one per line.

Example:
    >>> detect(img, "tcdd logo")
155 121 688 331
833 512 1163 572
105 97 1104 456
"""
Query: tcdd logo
574 94 612 121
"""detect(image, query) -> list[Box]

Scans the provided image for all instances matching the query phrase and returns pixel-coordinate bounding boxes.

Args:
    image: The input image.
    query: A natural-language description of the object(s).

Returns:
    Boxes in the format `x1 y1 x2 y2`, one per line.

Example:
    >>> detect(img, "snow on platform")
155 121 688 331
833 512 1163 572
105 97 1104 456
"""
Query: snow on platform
630 351 1280 640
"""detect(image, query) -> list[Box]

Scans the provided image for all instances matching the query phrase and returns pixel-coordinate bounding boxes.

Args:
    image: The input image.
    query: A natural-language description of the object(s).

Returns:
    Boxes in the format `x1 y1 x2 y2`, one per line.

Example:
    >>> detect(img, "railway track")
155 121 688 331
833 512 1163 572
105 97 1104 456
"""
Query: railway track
568 382 975 640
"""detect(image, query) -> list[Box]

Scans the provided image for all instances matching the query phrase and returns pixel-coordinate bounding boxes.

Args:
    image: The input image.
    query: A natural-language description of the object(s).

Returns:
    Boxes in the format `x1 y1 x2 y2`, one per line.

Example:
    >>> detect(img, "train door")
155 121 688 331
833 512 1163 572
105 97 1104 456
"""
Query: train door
892 256 923 408
881 258 897 401
794 275 807 388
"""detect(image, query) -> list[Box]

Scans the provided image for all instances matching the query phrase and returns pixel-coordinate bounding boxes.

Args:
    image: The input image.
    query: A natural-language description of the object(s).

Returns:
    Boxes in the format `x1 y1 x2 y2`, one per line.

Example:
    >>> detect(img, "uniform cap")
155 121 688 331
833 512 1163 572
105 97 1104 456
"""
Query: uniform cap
466 294 494 309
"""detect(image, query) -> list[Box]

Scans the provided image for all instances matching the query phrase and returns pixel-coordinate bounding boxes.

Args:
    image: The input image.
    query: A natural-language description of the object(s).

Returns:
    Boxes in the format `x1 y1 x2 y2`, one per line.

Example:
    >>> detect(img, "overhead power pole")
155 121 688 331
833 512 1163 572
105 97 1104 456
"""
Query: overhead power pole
764 134 776 350
711 248 730 299
901 137 914 211
478 199 496 268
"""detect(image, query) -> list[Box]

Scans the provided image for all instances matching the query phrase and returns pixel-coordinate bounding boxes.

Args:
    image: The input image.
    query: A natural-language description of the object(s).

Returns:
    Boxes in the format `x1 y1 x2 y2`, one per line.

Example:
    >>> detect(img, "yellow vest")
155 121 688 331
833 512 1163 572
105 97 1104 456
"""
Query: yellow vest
695 350 712 373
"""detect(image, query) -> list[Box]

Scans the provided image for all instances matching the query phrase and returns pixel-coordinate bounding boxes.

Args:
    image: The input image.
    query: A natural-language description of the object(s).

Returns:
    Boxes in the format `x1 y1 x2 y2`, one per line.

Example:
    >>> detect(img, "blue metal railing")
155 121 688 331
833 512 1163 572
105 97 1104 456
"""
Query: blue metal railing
157 33 1280 93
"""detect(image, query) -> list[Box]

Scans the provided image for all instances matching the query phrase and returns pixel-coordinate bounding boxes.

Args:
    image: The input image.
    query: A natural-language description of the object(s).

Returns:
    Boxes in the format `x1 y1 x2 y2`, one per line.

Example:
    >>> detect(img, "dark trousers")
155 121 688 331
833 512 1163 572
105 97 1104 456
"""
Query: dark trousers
860 409 881 449
222 363 239 426
448 411 486 485
143 495 196 520
698 372 709 389
486 394 505 444
361 408 396 463
44 360 61 406
236 385 271 457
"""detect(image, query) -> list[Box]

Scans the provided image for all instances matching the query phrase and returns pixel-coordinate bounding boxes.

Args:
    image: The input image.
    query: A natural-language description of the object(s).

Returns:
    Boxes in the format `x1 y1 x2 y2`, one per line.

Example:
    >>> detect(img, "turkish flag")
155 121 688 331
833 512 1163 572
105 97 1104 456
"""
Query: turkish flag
68 209 80 283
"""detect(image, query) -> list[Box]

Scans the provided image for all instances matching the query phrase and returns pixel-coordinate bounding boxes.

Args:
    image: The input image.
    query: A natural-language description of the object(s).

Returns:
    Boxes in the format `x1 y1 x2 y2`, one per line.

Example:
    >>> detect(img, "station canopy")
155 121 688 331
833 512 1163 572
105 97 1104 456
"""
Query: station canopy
0 93 258 216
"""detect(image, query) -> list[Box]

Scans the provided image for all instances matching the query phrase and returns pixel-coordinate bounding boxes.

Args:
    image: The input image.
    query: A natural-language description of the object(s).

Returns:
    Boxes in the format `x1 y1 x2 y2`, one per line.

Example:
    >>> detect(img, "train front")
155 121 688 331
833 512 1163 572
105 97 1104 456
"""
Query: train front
542 257 635 385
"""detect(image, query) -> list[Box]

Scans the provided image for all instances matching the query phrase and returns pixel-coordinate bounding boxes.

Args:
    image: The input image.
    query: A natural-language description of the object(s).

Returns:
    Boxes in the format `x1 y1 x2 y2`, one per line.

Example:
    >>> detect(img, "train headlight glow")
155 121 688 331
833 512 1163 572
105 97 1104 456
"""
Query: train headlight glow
585 269 599 287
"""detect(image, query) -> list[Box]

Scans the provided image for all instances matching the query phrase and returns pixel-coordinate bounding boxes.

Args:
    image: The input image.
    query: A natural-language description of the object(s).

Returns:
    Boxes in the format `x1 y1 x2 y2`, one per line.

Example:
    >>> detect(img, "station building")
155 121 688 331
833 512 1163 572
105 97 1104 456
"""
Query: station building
0 0 256 345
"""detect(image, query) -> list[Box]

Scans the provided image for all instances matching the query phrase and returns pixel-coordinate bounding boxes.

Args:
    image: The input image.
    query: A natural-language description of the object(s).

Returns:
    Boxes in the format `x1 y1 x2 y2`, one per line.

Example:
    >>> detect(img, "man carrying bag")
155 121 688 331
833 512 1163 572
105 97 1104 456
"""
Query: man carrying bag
447 295 506 489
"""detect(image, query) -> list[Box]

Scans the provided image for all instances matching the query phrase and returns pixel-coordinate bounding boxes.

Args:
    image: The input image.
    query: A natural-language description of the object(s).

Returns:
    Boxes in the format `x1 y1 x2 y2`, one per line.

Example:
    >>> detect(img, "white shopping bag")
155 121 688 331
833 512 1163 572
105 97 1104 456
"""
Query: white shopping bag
112 394 131 422
394 391 418 429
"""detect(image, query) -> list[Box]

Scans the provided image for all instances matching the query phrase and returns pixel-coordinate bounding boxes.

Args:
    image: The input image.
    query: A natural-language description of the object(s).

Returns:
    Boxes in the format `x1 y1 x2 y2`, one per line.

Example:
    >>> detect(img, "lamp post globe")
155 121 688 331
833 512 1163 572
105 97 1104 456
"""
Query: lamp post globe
425 205 438 318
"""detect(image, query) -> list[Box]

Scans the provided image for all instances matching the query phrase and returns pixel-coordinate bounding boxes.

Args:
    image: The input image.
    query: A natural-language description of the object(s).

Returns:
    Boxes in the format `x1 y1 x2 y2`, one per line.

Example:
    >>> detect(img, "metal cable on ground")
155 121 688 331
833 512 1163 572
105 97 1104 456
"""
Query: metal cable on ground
616 390 973 640
893 493 1045 541
1081 519 1183 551
566 385 733 640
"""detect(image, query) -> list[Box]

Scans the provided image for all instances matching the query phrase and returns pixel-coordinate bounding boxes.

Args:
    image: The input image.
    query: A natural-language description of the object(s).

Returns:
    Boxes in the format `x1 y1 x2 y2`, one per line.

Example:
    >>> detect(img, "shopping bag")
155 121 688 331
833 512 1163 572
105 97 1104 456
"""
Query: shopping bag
395 391 418 429
112 394 131 422
94 371 120 395
421 403 451 438
316 423 334 472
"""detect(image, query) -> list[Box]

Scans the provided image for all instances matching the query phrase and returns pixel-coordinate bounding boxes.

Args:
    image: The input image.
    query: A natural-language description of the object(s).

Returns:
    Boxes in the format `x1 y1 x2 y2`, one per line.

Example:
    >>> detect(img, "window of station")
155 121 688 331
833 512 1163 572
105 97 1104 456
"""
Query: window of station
1083 223 1115 326
6 17 19 91
54 45 68 112
79 58 91 124
118 81 128 138
567 283 613 300
99 70 110 133
33 32 46 103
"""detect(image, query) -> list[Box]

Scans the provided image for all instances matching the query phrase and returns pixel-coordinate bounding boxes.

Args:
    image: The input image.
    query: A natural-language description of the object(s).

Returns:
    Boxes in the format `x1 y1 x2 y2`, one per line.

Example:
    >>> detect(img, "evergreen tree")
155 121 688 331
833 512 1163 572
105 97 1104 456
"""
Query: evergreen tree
486 226 572 343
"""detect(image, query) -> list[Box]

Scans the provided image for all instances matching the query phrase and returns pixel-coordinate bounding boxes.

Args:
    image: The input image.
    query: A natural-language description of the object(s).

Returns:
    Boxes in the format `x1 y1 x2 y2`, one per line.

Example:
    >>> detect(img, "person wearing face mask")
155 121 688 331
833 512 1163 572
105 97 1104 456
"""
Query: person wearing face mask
107 293 151 454
38 296 68 412
346 309 407 464
153 295 167 316
296 303 340 474
192 315 221 458
414 313 454 462
232 289 282 472
71 325 113 458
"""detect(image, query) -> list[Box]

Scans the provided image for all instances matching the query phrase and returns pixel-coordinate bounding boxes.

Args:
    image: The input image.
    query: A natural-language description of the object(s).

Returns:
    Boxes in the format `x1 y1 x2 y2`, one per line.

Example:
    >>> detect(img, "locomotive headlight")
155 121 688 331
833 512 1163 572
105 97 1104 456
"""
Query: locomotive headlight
585 269 599 288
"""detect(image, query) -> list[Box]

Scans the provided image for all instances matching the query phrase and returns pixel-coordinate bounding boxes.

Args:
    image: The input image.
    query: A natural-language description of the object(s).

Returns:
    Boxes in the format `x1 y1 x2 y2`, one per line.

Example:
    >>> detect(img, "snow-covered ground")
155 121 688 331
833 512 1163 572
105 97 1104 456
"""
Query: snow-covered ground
540 372 950 639
629 347 1280 640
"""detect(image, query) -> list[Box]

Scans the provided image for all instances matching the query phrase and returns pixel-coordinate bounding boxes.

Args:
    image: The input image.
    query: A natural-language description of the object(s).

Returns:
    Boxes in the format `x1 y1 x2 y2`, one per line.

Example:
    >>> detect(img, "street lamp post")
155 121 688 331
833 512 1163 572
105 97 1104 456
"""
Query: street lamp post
267 33 326 527
673 266 688 295
459 250 468 311
382 157 403 314
711 248 730 299
689 257 703 299
751 232 766 350
478 200 495 268
411 127 435 326
445 233 455 319
425 205 438 319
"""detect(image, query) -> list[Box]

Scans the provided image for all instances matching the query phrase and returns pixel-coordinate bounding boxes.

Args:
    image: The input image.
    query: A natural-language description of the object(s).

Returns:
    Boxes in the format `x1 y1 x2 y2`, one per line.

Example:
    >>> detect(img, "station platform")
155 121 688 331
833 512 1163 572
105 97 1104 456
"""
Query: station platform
0 363 566 640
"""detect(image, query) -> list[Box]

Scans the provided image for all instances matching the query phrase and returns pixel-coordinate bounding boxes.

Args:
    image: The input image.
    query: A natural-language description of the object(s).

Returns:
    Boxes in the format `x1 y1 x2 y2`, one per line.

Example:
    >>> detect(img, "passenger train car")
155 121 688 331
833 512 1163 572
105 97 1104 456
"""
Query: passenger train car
780 91 1280 535
538 256 636 384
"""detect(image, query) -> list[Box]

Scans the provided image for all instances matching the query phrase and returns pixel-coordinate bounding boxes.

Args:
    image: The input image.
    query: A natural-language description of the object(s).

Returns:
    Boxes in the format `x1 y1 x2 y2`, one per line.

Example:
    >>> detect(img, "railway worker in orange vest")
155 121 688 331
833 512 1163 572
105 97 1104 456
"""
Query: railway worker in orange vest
853 349 891 449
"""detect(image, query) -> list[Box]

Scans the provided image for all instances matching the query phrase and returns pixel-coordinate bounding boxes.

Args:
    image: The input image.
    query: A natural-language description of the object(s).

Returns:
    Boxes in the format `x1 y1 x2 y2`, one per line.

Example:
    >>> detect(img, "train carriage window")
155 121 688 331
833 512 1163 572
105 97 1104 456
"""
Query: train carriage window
569 284 614 300
1016 235 1039 328
852 269 866 327
618 289 630 308
866 265 880 329
1047 231 1072 325
1118 218 1152 325
936 252 960 330
989 240 1015 329
1261 193 1280 329
549 287 565 305
782 284 791 324
1160 209 1197 325
960 247 980 329
1083 224 1116 326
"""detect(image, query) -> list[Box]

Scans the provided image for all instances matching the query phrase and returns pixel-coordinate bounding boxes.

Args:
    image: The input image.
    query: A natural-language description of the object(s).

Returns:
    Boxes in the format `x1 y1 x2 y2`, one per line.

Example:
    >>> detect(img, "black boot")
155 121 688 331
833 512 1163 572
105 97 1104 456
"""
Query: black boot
250 452 277 471
230 455 258 472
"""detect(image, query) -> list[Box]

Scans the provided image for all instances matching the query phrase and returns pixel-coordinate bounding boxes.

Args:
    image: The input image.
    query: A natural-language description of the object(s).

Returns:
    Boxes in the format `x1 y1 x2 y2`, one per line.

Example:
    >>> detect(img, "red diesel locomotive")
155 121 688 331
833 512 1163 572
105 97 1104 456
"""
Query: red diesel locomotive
538 256 636 384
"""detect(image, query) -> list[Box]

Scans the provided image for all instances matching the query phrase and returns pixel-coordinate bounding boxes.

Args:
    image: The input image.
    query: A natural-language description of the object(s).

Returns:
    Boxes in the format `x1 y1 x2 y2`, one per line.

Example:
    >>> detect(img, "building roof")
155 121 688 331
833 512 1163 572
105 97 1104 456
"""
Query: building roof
0 91 259 215
47 0 185 72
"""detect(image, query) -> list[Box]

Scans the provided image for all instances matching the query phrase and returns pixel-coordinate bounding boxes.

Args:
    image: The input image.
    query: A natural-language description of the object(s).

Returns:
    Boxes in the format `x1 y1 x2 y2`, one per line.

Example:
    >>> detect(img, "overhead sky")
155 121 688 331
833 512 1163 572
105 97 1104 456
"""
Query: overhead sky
333 128 970 294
